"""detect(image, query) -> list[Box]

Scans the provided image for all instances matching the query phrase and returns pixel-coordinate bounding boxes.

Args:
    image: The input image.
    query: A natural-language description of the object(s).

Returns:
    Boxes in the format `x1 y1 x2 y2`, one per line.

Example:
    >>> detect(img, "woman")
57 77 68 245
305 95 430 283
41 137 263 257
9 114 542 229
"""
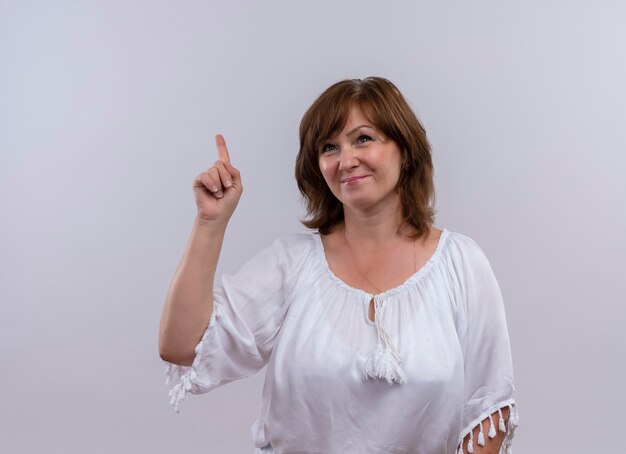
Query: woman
159 77 519 454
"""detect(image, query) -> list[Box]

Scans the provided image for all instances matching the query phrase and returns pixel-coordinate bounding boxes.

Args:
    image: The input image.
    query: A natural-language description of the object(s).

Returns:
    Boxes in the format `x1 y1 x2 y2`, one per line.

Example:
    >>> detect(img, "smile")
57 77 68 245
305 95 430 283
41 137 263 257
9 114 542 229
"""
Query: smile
341 175 369 185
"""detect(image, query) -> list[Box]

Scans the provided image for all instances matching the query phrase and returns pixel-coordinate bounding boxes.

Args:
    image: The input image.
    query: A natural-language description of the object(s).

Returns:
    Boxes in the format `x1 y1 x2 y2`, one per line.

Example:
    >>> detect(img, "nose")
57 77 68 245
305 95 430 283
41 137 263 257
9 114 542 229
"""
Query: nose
337 147 360 171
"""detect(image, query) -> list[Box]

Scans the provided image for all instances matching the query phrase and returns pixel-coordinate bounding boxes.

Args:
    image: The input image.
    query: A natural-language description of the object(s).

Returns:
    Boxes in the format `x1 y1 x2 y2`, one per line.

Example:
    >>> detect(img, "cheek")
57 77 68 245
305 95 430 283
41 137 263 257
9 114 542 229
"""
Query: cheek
318 159 334 180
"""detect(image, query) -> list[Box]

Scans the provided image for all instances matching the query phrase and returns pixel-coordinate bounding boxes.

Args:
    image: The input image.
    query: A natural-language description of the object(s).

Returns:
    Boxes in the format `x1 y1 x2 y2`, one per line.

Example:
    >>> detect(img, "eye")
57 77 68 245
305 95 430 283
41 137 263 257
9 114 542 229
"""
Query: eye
321 143 337 153
356 135 373 144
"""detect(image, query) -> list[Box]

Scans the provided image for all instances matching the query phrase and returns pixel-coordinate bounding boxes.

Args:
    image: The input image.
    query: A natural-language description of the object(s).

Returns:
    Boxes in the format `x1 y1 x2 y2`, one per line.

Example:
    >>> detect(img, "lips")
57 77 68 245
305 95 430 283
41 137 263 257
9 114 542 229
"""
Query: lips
341 175 369 184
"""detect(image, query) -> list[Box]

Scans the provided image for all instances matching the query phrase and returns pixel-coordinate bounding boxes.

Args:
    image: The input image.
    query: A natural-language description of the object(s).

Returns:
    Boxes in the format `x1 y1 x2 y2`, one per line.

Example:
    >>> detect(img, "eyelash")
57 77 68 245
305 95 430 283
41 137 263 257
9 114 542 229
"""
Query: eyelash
321 135 373 153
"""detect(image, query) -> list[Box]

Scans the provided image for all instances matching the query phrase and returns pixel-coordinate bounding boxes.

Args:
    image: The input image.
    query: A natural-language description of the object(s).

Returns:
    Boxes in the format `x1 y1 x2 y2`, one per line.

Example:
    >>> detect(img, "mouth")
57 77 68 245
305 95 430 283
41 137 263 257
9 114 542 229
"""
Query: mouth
340 175 369 185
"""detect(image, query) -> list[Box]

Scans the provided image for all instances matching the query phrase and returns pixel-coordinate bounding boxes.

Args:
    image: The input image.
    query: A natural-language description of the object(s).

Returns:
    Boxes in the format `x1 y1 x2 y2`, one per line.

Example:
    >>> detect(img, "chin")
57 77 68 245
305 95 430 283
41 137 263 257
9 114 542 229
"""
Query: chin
339 191 398 212
340 197 378 211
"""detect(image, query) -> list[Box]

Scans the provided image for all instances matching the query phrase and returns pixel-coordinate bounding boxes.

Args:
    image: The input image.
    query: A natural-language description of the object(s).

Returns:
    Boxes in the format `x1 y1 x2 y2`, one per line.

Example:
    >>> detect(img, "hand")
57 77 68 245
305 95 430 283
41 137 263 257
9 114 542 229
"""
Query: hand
192 134 243 224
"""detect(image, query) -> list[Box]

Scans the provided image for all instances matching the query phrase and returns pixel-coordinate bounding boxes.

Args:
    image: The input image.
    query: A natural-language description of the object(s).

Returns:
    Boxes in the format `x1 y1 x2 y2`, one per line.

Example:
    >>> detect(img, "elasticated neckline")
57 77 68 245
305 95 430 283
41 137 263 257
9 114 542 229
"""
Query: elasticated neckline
311 227 450 299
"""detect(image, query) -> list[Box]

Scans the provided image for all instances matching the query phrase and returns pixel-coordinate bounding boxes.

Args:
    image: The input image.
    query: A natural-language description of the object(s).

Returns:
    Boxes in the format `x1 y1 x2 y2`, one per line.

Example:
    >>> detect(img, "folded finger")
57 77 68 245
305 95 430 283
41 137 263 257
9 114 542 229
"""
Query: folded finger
207 167 223 197
214 160 233 188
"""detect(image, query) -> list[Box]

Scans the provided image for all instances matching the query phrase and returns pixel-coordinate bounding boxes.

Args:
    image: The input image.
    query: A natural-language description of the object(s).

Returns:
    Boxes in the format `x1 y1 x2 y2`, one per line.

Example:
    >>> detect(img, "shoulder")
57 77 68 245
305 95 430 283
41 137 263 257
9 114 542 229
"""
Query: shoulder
442 231 504 315
268 231 318 267
442 229 489 263
272 231 317 253
439 229 497 284
443 229 480 250
232 233 317 282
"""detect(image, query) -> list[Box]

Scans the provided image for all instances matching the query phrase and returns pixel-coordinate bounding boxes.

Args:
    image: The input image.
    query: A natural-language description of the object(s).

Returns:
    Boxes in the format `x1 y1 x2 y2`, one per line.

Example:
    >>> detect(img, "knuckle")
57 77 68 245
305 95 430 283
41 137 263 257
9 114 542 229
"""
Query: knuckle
203 176 217 191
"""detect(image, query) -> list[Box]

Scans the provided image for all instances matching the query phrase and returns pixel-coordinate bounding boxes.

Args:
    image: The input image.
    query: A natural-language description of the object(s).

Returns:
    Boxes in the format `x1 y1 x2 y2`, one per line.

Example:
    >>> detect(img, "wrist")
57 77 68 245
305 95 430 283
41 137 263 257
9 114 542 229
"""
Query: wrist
195 215 229 233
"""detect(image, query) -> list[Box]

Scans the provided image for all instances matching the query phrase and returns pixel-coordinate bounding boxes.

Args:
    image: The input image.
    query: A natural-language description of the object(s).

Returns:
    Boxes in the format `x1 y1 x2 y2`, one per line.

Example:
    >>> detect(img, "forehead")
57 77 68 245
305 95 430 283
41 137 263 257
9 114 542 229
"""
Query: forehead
344 105 371 126
329 104 377 138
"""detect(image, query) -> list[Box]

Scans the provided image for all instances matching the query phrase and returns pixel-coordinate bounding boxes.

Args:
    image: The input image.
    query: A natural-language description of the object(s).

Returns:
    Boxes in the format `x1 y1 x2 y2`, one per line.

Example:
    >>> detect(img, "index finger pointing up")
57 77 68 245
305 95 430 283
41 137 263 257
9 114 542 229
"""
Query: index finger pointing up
215 134 231 163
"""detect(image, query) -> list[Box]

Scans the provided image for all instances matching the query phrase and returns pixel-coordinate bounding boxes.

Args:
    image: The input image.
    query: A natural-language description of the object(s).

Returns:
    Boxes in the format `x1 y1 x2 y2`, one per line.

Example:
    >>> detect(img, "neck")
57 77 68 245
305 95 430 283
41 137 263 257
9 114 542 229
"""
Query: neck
341 196 411 246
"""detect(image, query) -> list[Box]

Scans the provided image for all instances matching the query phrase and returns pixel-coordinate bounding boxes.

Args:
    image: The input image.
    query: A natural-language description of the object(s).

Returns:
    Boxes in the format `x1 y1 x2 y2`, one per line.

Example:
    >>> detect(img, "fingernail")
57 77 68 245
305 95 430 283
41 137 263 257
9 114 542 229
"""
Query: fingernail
211 186 218 192
216 191 223 198
224 180 232 187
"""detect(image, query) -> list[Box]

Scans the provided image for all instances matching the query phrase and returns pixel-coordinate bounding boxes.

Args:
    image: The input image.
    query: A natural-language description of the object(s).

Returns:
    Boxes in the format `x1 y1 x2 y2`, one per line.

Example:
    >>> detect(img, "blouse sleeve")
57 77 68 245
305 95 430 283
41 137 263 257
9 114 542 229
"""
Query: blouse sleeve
454 236 519 454
163 236 297 413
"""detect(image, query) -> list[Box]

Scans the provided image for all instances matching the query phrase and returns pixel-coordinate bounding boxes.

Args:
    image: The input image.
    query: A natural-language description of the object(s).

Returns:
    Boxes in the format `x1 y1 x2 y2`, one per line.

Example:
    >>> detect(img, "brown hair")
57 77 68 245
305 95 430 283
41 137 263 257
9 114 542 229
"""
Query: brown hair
295 77 436 239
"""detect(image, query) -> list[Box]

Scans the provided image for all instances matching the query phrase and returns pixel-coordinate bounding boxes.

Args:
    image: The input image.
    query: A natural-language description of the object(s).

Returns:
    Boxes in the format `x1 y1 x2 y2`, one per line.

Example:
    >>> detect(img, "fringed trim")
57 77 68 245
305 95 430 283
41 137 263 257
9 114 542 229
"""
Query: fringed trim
502 401 520 454
363 296 407 385
163 303 221 413
456 399 519 454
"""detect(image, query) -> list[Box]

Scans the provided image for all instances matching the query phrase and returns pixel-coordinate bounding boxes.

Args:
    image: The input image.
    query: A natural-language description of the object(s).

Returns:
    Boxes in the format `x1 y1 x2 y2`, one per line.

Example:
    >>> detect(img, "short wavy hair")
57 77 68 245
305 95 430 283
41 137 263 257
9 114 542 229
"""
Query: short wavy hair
295 77 436 238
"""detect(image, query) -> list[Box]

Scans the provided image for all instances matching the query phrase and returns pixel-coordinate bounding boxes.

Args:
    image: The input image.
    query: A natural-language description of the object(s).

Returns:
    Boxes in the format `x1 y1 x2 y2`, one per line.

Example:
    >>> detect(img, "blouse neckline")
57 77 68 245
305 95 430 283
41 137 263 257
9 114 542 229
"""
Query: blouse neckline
311 227 450 300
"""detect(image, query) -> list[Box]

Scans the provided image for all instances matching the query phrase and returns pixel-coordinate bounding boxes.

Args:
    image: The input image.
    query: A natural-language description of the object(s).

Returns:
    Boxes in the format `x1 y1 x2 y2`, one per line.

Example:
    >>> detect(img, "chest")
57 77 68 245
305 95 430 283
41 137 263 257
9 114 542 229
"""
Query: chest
319 229 442 323
276 277 462 391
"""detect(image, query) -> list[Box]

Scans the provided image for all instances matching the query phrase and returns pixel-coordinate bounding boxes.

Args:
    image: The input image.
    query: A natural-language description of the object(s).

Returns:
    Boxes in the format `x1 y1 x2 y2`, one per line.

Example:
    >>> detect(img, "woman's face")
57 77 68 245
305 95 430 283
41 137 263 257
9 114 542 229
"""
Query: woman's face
318 104 403 213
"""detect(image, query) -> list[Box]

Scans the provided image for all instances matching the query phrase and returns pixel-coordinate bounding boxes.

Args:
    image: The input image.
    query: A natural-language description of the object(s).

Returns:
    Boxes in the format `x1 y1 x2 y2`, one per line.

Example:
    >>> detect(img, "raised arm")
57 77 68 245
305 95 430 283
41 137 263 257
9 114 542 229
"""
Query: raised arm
158 134 242 366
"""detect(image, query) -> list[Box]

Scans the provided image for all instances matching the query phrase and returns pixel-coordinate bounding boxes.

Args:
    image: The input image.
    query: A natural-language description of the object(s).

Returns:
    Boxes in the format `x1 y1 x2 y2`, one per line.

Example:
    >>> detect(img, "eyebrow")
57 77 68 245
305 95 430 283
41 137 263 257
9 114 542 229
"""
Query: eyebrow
324 125 376 144
345 124 375 136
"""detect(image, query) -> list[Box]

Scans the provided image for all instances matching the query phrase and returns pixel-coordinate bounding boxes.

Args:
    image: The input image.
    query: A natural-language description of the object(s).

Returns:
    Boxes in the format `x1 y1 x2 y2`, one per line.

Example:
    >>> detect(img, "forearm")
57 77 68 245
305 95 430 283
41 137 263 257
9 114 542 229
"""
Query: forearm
159 215 228 365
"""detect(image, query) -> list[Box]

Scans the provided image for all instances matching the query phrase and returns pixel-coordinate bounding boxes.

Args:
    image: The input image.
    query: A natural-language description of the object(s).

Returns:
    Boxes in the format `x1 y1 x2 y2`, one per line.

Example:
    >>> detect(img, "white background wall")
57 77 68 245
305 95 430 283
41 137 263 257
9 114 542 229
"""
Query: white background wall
1 1 625 452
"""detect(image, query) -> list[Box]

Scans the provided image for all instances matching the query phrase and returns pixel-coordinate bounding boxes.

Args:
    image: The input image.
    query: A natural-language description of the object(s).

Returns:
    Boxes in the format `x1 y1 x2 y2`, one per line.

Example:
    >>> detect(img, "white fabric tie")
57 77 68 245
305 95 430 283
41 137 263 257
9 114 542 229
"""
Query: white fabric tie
363 295 407 384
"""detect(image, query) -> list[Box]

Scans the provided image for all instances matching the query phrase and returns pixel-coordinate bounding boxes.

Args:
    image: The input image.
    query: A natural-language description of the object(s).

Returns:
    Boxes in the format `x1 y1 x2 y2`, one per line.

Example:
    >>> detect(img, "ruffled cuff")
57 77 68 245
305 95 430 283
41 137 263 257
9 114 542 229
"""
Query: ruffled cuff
457 399 519 454
163 303 222 413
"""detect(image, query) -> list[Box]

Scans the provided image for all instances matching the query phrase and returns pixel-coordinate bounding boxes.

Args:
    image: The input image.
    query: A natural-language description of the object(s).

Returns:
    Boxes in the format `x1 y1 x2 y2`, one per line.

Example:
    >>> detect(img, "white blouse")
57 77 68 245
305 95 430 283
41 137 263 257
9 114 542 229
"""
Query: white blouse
164 228 519 454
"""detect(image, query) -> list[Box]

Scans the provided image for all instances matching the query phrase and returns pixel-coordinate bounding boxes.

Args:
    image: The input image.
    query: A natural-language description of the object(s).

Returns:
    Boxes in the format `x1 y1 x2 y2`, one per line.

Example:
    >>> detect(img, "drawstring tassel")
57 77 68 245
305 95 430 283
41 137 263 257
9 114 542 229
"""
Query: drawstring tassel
477 420 485 446
164 364 173 385
498 407 507 432
363 296 406 384
364 346 407 384
459 403 519 454
503 403 520 454
488 413 497 438
510 403 520 426
168 368 197 413
467 432 474 453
